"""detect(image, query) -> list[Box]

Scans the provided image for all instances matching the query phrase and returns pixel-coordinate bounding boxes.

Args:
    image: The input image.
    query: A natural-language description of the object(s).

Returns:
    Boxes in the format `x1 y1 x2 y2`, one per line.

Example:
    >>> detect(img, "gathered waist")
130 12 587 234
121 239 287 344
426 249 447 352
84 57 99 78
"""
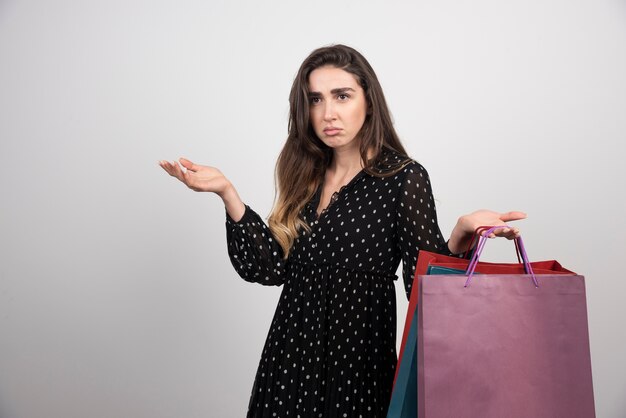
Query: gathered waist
286 259 398 281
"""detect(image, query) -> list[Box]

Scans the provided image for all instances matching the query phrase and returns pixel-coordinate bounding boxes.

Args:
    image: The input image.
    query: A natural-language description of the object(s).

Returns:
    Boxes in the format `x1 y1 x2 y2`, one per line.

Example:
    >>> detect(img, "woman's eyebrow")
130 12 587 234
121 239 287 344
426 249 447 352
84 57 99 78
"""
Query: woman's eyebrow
330 87 356 94
308 87 356 96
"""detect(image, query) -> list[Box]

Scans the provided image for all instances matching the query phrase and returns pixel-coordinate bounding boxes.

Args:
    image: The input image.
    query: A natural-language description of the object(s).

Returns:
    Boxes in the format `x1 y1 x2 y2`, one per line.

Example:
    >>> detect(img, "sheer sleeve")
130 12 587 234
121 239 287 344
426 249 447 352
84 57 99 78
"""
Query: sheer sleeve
225 204 286 286
395 161 456 300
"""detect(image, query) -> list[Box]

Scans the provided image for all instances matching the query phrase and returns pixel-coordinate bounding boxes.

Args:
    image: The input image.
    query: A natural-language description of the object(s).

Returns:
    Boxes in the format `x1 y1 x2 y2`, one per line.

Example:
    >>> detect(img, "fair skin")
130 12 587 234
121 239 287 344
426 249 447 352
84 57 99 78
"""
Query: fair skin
159 65 525 253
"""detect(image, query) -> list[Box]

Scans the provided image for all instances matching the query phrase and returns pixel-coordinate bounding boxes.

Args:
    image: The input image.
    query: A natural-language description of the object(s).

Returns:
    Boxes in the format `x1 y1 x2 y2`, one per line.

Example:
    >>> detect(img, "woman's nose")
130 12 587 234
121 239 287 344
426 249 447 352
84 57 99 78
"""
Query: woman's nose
323 102 336 121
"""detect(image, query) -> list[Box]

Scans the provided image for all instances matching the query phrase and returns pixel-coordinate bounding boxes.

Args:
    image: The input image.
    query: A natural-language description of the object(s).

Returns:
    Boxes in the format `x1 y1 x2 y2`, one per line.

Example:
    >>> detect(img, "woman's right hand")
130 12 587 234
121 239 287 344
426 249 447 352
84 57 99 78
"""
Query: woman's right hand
159 157 246 221
159 158 232 196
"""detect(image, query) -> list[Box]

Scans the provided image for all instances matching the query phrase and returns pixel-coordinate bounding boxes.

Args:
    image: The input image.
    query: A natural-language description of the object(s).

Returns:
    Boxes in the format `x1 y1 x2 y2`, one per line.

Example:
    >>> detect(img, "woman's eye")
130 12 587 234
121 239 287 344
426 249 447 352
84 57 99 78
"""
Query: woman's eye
310 97 321 104
338 94 349 100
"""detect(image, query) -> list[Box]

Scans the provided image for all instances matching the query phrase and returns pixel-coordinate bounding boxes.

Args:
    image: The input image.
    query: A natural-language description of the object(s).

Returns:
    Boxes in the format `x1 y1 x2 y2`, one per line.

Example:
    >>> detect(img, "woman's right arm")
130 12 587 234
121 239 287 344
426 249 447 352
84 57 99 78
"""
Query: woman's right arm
159 158 286 285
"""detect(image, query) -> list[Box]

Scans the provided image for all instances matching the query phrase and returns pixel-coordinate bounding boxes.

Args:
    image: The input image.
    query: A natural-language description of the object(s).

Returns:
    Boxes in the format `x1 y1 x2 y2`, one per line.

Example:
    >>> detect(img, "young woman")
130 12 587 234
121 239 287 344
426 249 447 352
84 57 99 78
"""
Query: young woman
160 44 524 417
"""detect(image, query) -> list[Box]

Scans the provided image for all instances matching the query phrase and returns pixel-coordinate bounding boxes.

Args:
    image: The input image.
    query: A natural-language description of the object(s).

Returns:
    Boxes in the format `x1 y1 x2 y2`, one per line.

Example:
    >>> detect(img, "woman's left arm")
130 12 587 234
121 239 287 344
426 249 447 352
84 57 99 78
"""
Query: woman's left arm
395 162 526 300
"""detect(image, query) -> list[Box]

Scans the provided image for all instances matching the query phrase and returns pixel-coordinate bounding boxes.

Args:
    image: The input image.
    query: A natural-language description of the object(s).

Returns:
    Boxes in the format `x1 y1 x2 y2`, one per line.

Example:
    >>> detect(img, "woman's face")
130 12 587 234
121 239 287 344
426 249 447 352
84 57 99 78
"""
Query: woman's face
308 65 368 152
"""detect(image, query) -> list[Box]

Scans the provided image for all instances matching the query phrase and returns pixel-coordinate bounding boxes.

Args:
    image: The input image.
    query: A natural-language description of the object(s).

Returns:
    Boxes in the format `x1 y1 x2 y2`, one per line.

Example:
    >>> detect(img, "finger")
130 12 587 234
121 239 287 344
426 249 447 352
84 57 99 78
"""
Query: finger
160 160 190 185
482 225 507 234
158 160 169 171
491 226 520 239
499 211 527 222
170 161 188 182
171 160 183 173
482 229 499 238
179 157 198 172
495 227 520 240
159 161 177 177
491 227 510 237
475 226 491 237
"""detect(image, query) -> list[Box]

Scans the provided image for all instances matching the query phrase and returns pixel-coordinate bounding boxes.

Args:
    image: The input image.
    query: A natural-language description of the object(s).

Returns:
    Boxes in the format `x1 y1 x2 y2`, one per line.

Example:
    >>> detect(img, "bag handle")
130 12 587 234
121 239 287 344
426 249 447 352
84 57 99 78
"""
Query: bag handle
464 225 538 288
462 226 490 259
464 226 522 264
466 226 524 273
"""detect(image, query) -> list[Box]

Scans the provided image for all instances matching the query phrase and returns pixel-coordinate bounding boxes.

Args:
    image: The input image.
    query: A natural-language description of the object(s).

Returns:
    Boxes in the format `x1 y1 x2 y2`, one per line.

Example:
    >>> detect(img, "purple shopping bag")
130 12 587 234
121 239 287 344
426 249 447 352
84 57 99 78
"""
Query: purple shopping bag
417 227 595 418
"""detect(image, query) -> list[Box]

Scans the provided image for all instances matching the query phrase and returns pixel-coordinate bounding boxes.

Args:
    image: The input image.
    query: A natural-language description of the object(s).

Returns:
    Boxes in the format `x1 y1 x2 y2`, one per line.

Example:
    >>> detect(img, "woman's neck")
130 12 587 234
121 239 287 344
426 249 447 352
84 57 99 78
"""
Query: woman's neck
328 145 374 176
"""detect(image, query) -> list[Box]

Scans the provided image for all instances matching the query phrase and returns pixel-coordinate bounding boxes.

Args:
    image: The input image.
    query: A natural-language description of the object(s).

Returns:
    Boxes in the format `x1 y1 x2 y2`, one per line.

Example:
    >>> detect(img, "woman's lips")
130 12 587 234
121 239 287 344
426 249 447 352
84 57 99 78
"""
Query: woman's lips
324 128 342 136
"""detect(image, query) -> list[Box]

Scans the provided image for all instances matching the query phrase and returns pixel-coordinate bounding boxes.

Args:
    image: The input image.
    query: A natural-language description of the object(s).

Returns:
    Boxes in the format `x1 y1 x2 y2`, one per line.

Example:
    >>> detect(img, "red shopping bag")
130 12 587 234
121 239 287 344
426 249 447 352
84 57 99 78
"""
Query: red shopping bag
416 227 595 418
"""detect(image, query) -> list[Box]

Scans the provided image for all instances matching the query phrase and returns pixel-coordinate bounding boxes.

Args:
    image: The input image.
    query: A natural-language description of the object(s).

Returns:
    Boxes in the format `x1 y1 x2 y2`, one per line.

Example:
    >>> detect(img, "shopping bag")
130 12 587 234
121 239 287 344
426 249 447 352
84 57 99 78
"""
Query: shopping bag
417 227 595 418
388 227 574 418
396 232 572 380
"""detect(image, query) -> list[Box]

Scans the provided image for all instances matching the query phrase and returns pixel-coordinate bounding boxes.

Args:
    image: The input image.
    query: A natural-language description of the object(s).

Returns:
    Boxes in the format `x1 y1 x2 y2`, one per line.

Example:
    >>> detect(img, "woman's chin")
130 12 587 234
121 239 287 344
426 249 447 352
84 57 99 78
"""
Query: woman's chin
319 138 359 151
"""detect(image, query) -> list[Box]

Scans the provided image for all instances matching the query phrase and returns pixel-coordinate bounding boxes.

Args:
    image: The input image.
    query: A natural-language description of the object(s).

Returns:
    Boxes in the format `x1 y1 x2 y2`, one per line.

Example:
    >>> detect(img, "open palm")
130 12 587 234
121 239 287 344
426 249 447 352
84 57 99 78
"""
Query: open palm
159 158 231 195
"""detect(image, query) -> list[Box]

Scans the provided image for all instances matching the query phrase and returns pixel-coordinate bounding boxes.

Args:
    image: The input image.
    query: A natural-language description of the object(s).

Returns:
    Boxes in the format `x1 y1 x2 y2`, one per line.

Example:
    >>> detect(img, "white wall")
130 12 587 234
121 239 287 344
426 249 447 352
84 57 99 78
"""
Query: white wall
1 0 624 417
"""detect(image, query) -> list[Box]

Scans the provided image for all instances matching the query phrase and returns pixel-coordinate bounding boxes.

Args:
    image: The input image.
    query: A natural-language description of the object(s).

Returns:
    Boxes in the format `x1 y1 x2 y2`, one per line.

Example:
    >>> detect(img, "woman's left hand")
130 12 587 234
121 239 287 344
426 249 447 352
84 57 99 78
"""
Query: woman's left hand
447 209 527 254
460 209 527 239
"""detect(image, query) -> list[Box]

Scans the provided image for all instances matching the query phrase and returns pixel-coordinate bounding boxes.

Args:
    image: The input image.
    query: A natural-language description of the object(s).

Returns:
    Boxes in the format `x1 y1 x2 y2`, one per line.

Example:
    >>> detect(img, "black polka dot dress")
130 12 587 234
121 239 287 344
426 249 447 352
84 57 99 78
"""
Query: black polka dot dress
225 148 453 417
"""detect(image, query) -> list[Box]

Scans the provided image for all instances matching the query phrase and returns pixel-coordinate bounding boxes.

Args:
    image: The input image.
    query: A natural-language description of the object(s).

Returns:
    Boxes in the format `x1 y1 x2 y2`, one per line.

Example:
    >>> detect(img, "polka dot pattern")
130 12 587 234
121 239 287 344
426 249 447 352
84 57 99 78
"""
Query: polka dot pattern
226 148 452 417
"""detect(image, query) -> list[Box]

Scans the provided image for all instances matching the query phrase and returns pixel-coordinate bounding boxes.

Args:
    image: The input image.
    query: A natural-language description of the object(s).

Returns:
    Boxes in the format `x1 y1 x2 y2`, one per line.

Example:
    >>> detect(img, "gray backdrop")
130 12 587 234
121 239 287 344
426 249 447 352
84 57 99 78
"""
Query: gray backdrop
1 0 625 417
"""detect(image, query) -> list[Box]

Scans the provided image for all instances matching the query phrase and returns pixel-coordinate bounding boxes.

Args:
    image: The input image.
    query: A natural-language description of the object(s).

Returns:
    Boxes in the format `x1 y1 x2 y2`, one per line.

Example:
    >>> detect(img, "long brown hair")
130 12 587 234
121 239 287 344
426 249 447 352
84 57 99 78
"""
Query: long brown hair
268 44 411 259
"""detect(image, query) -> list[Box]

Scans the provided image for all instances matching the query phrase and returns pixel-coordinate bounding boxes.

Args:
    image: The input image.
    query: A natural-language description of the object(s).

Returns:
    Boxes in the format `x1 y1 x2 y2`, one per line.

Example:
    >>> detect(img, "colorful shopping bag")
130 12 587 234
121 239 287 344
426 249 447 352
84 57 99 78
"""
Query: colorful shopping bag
416 227 595 418
393 228 572 383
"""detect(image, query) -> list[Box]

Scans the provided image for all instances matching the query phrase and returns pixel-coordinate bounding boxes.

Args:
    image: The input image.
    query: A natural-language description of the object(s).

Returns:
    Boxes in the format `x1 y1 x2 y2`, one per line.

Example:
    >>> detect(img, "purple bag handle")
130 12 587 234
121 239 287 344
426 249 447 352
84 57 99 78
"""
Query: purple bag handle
465 225 523 263
464 225 538 288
